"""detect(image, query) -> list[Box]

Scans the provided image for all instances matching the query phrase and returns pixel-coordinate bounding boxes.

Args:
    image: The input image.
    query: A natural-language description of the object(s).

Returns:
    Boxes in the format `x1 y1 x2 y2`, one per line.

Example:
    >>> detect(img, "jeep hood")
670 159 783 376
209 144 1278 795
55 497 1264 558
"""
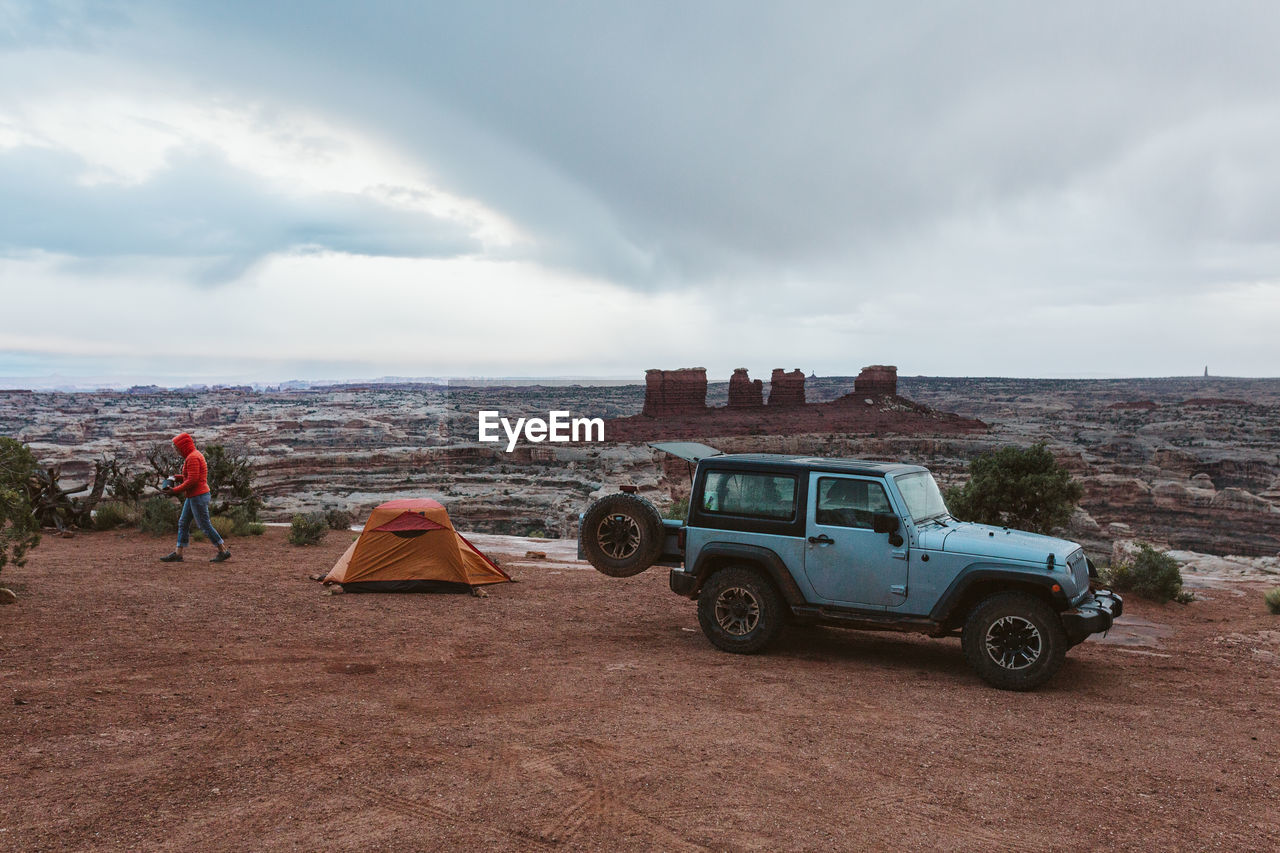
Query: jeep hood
920 521 1079 566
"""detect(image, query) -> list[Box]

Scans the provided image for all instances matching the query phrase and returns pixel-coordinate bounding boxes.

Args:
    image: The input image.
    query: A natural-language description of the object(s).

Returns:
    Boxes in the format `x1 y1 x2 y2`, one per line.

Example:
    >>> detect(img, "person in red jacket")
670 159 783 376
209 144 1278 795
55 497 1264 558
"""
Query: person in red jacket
159 433 231 563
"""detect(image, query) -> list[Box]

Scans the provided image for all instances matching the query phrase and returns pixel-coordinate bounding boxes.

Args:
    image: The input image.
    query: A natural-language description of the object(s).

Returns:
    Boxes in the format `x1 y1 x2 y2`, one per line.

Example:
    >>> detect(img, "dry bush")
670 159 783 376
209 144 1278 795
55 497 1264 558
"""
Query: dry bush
93 500 140 530
1265 588 1280 615
289 513 328 546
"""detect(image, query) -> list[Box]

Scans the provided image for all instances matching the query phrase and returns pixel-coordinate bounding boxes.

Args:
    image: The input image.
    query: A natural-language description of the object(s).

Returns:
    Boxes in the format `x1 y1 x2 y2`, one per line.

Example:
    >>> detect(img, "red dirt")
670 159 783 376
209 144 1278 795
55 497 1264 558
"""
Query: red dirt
2 529 1278 851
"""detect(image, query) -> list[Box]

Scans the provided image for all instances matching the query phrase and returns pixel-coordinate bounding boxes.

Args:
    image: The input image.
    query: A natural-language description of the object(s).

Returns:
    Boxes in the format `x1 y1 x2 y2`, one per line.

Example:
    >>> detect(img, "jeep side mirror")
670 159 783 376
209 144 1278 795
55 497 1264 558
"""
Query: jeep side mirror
871 513 899 535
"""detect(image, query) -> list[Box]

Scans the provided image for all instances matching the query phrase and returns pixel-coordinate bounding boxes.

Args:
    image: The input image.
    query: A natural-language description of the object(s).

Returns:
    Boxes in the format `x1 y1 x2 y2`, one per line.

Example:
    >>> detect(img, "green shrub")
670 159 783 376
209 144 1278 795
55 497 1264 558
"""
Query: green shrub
227 504 264 536
0 437 42 577
325 508 354 530
289 512 329 546
93 500 139 530
1265 588 1280 615
138 496 180 536
945 442 1083 535
664 496 690 521
193 515 236 542
1105 543 1188 604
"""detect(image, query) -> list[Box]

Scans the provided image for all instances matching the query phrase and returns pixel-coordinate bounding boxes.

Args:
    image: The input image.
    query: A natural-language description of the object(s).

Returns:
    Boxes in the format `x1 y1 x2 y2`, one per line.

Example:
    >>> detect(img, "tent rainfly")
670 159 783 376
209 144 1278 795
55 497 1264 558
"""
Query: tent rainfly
323 499 510 593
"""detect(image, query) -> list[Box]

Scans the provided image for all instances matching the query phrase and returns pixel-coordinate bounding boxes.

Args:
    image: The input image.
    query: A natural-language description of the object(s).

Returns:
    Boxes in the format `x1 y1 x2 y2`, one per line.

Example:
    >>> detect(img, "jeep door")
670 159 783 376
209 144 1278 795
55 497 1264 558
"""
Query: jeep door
803 474 908 607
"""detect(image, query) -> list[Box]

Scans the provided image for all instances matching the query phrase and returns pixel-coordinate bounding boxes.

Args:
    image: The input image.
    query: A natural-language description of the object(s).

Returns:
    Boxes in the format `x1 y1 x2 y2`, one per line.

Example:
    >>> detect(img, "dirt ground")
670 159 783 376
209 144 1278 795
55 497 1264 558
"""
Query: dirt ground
2 528 1278 852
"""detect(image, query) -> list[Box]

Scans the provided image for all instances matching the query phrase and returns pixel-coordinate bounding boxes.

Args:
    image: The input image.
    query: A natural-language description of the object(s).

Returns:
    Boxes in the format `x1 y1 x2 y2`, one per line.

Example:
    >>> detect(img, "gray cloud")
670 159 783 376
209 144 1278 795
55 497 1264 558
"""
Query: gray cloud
0 145 482 282
115 2 1280 292
3 1 1280 376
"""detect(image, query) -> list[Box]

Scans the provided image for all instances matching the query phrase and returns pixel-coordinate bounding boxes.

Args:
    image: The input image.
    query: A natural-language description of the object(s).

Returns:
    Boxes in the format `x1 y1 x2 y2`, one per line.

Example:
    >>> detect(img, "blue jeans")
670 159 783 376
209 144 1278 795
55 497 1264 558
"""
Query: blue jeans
177 493 223 548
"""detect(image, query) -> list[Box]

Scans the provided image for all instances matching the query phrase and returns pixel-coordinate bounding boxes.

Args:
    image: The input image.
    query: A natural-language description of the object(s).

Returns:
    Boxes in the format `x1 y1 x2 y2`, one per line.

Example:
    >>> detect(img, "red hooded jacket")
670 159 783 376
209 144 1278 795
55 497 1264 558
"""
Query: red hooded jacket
171 433 210 498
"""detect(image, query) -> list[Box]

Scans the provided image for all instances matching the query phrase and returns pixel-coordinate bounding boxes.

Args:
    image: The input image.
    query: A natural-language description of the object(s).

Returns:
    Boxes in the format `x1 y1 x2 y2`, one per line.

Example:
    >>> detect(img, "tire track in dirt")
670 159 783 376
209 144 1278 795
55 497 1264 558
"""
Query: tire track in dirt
510 737 708 851
379 788 555 851
532 789 598 845
378 791 456 825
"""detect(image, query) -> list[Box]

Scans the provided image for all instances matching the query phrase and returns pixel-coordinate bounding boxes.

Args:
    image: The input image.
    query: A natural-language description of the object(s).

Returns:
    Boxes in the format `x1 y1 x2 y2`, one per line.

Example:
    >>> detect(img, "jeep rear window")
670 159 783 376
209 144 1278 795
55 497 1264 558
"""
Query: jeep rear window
701 471 797 520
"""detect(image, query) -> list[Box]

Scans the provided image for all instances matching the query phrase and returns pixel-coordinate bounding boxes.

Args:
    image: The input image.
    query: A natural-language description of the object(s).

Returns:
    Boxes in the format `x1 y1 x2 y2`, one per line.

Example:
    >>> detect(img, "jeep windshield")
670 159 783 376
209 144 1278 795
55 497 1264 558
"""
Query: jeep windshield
894 471 950 523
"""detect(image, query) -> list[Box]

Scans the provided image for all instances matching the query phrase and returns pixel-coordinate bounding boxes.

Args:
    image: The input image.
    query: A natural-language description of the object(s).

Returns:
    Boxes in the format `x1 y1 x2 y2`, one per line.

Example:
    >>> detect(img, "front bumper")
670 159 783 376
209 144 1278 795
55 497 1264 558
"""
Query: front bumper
669 568 697 598
1061 589 1123 644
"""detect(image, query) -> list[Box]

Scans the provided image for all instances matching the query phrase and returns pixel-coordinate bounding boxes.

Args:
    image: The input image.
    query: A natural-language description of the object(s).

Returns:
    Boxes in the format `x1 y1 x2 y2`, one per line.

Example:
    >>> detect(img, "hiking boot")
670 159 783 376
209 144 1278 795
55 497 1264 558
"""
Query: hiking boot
159 552 183 563
211 549 232 563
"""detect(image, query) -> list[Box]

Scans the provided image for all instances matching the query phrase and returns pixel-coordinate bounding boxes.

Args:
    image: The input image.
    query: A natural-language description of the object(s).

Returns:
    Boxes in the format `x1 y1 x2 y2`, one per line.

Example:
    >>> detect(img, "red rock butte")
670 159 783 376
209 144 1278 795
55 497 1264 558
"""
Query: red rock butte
855 365 898 397
642 368 708 417
728 368 764 408
768 369 806 406
607 365 985 440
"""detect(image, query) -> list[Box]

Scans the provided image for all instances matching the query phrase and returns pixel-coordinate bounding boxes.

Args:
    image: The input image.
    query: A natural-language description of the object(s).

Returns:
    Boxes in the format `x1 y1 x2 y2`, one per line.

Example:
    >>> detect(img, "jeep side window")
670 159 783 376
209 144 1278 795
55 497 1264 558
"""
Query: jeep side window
701 472 797 520
815 477 892 529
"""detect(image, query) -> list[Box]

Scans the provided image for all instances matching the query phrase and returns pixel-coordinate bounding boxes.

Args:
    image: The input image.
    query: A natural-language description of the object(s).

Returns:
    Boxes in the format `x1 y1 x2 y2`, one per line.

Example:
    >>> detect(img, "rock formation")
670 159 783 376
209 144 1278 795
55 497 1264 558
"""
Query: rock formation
727 369 763 408
642 368 707 417
854 365 898 397
768 369 806 406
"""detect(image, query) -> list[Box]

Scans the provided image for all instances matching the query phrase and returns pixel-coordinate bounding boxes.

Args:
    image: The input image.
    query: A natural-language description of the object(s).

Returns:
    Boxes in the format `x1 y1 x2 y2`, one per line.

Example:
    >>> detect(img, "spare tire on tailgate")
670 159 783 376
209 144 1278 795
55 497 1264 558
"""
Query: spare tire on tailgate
580 493 664 577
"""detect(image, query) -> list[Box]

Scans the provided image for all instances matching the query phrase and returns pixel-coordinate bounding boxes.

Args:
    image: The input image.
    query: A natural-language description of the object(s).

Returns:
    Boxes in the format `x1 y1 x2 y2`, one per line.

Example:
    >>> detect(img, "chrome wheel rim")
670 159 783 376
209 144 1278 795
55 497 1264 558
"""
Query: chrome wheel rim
596 513 641 560
984 615 1043 670
714 587 760 636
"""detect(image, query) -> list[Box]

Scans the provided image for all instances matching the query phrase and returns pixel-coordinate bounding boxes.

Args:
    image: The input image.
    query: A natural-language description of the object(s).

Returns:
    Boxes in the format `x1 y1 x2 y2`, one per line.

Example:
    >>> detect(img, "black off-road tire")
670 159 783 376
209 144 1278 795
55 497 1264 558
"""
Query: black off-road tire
697 566 784 654
962 591 1067 691
580 493 664 577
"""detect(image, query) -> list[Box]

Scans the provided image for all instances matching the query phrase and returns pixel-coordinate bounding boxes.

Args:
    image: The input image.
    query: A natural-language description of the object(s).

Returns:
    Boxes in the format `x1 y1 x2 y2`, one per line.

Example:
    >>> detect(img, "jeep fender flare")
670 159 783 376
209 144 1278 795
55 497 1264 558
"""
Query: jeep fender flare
688 542 807 607
929 566 1070 625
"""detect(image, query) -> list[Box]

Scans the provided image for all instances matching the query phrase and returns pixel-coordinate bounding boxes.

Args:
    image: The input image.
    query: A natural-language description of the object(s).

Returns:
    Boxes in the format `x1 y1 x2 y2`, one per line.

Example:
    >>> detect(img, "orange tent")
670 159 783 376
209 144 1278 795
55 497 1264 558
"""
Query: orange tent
323 499 510 592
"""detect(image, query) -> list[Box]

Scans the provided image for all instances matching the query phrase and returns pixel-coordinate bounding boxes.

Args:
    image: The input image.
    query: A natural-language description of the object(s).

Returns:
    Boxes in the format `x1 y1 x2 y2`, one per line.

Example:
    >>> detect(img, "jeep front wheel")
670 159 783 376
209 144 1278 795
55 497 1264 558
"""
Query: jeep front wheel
580 493 664 577
697 566 783 654
961 592 1067 691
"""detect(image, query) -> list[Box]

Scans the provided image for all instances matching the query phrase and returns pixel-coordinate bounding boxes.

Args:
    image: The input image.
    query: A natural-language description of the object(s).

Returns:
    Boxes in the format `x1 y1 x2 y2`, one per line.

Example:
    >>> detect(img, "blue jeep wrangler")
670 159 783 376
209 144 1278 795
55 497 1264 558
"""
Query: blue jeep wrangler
579 443 1121 691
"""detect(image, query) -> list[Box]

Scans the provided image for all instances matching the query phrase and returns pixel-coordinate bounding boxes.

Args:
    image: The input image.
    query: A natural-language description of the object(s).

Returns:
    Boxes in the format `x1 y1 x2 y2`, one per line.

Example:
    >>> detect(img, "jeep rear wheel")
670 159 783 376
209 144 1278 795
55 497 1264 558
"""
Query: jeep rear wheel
580 493 664 577
962 592 1067 691
697 566 783 654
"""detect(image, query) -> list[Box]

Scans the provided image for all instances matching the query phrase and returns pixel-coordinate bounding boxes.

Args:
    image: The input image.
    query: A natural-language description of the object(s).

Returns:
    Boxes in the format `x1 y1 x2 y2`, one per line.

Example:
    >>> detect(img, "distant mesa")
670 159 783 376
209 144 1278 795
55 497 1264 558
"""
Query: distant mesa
607 364 984 440
1107 400 1159 411
1182 397 1250 407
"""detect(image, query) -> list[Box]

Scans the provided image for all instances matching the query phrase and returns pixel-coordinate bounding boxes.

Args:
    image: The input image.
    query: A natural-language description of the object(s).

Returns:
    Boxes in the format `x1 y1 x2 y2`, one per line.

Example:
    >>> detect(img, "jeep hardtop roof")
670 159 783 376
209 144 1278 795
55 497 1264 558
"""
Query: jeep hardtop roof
702 453 928 478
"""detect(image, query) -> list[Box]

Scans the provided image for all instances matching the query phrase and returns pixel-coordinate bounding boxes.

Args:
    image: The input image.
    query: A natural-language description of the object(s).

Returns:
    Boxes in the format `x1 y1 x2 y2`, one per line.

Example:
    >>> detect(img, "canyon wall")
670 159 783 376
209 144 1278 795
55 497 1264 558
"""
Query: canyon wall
6 375 1280 558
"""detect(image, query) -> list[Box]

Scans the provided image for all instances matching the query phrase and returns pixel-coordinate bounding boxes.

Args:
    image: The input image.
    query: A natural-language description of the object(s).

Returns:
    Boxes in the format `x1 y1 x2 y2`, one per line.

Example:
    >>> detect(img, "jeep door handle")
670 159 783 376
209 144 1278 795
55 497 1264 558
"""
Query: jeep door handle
808 534 834 545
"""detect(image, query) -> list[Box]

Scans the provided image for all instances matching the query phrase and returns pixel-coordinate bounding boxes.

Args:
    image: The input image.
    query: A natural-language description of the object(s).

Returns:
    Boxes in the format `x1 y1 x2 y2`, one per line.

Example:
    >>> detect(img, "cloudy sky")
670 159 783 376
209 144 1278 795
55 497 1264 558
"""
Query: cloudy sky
2 1 1279 386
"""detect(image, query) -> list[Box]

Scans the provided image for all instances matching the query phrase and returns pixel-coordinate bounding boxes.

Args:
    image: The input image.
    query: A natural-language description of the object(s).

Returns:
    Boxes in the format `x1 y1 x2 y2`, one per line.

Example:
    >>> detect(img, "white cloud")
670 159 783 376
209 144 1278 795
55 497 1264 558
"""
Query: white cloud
0 52 521 248
0 251 710 376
